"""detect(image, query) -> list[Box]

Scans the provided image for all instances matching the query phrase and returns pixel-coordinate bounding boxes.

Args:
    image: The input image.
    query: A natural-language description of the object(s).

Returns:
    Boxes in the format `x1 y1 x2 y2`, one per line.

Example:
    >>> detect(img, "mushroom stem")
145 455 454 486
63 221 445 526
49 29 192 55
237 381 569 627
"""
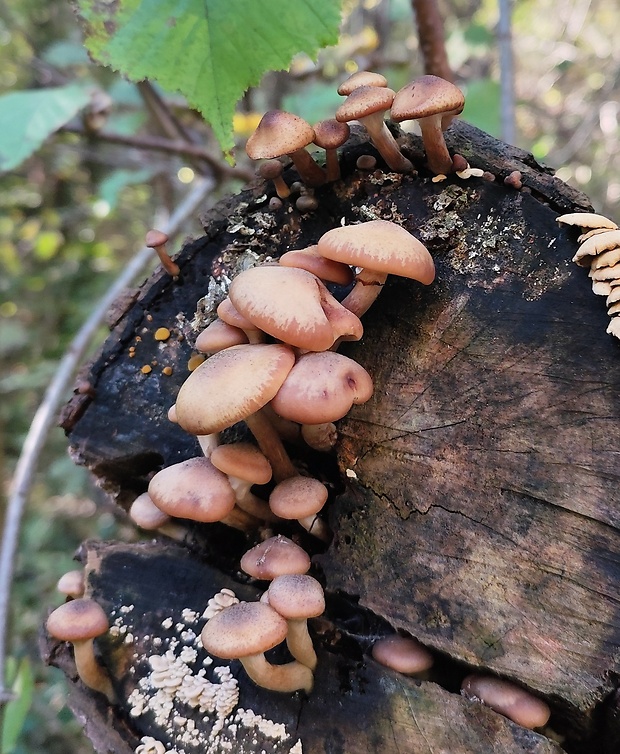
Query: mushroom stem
197 432 219 458
241 653 314 693
145 230 180 277
340 268 388 319
73 639 116 701
289 148 327 188
245 409 297 483
228 476 281 523
301 422 337 452
286 618 318 671
298 513 331 543
358 113 413 173
417 115 453 175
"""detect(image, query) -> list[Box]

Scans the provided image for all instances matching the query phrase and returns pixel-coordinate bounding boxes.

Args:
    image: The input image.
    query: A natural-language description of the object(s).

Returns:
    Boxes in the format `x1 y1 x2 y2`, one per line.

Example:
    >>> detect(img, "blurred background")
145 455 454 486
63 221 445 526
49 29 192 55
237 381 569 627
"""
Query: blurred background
0 0 618 751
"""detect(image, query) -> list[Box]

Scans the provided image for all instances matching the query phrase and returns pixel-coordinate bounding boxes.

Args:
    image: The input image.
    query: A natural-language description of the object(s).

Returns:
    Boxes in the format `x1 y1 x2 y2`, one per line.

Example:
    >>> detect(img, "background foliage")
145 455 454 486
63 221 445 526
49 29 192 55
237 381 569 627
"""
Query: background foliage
0 0 618 751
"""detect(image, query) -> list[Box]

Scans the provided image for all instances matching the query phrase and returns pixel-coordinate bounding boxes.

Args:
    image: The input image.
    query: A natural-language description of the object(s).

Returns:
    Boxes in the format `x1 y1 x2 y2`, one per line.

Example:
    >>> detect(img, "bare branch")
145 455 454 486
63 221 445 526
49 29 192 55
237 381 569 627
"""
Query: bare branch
498 0 516 145
410 0 453 81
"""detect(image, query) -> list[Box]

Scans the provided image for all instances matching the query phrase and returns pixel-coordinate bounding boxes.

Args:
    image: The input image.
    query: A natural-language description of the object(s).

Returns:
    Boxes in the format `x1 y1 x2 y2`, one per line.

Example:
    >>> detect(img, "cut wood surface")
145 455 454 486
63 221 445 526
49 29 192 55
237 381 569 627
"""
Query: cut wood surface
53 121 620 753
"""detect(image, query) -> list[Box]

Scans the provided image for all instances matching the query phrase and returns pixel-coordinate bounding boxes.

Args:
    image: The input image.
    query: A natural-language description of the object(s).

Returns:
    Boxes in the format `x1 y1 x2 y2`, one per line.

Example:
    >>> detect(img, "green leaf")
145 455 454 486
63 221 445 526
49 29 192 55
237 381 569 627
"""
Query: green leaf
74 0 343 159
1 657 34 754
0 85 92 173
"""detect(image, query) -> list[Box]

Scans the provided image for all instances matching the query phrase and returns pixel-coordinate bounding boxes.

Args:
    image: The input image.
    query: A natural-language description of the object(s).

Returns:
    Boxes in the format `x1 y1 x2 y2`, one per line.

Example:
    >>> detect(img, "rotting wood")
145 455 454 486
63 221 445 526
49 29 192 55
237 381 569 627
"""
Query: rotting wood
52 121 620 753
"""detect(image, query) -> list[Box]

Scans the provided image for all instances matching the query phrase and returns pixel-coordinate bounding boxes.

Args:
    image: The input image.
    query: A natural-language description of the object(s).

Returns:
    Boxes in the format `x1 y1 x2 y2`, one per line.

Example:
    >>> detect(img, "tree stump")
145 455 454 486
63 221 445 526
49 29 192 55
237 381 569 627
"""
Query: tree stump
49 121 620 754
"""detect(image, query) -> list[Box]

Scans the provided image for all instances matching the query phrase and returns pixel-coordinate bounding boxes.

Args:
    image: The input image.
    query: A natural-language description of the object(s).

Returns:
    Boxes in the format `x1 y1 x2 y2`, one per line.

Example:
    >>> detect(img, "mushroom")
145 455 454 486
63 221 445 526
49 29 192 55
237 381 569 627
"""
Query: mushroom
268 475 330 541
228 266 363 351
201 601 314 693
174 344 297 481
56 569 85 600
337 70 388 96
556 212 618 232
312 120 350 182
335 86 413 173
371 635 434 676
128 491 187 541
572 230 620 266
246 111 326 188
257 159 291 199
279 245 354 287
210 443 279 522
301 422 338 452
266 574 325 671
147 457 258 532
216 297 265 344
240 534 311 580
195 319 249 353
390 75 465 175
461 674 551 729
46 598 115 701
145 229 180 278
317 220 435 318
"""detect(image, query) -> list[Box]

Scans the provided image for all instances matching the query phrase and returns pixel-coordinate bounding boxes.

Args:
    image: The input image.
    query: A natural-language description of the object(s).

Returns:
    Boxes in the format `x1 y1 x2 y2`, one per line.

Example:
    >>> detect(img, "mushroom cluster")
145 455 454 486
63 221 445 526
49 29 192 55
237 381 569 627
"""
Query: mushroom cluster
245 71 467 206
557 211 620 339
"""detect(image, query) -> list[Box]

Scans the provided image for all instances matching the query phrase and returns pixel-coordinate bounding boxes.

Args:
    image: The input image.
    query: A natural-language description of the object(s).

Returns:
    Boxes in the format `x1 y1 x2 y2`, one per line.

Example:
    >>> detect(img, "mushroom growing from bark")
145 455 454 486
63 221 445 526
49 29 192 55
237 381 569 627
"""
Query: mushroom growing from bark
246 110 326 188
268 475 330 541
461 674 551 730
337 70 388 95
240 534 311 580
266 574 325 671
371 635 434 676
56 569 85 600
317 220 435 318
201 601 314 693
279 245 354 287
257 159 291 199
335 86 413 173
46 598 115 701
195 319 249 353
390 75 465 175
312 119 350 182
145 229 180 278
129 491 187 540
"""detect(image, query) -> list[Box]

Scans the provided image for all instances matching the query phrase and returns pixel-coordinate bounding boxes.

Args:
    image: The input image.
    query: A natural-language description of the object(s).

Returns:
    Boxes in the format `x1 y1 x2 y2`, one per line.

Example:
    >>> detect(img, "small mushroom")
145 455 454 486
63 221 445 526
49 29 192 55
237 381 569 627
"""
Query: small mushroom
201 601 314 693
266 574 325 671
337 70 388 96
240 534 311 580
461 674 551 729
313 120 350 182
129 491 187 541
195 319 249 354
268 476 330 541
335 86 413 172
246 111 326 188
46 598 115 701
556 212 618 232
371 635 434 676
145 229 180 278
572 230 620 266
279 245 354 287
216 297 265 344
390 75 465 175
56 569 85 600
257 159 290 199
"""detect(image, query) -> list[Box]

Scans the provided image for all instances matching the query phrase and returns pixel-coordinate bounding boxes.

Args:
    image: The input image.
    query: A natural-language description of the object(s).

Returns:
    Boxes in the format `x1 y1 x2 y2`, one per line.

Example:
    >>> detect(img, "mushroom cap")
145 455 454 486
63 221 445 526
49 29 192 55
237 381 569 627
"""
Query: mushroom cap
56 570 85 599
257 159 285 180
145 229 169 247
391 75 465 123
195 319 249 353
129 491 171 529
556 212 618 231
461 674 551 729
240 535 311 579
337 70 388 96
572 230 620 266
279 246 354 286
148 457 236 523
210 443 272 485
371 635 434 674
267 574 325 620
269 476 328 520
313 119 351 150
271 351 374 424
216 298 258 332
318 220 435 284
228 266 361 351
246 111 315 160
46 598 109 642
175 344 295 435
335 86 396 123
201 601 288 659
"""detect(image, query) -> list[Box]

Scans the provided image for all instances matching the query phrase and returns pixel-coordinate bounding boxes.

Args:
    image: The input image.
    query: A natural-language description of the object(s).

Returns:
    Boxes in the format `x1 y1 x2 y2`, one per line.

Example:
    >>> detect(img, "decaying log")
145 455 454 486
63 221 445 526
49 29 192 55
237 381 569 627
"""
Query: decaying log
51 121 620 754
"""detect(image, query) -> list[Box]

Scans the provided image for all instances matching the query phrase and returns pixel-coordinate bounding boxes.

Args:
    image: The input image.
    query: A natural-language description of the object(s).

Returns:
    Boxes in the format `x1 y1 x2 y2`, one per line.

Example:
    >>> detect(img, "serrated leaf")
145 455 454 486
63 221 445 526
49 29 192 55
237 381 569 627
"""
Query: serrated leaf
0 85 92 173
74 0 343 160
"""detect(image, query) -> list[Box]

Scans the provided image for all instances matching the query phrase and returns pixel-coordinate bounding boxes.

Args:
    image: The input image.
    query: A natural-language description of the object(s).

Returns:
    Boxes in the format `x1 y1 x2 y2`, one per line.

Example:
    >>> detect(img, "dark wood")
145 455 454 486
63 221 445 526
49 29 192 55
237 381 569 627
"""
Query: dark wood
54 121 620 753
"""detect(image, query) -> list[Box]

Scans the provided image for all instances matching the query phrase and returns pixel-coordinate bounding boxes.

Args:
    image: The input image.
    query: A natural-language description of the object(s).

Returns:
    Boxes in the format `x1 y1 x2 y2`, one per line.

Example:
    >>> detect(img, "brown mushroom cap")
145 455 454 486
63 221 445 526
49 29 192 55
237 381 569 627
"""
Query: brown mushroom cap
371 635 434 675
313 119 350 150
228 266 362 350
279 246 354 286
317 220 435 285
175 344 295 436
46 598 109 642
56 570 85 599
145 229 169 248
336 85 396 122
269 476 328 520
148 457 236 523
129 491 172 529
195 319 249 353
337 70 388 96
246 111 315 160
267 574 325 621
271 351 374 424
391 75 465 123
240 535 311 579
462 674 551 729
201 601 287 659
210 443 272 485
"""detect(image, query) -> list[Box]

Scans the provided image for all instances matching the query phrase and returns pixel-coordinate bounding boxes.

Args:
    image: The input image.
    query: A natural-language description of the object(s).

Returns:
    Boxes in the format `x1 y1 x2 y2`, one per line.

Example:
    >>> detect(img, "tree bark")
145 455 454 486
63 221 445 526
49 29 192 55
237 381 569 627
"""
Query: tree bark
52 121 619 754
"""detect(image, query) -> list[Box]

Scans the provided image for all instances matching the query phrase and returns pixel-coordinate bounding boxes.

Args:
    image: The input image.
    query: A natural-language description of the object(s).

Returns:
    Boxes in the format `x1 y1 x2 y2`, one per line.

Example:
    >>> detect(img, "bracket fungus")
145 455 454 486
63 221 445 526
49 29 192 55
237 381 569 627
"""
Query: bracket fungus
46 598 115 701
201 601 314 693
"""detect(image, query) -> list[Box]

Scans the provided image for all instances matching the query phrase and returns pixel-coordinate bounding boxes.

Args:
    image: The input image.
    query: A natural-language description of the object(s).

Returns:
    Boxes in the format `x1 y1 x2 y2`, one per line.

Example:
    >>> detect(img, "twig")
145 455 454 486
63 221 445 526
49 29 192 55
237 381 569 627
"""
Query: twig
0 177 214 705
498 0 516 145
410 0 453 81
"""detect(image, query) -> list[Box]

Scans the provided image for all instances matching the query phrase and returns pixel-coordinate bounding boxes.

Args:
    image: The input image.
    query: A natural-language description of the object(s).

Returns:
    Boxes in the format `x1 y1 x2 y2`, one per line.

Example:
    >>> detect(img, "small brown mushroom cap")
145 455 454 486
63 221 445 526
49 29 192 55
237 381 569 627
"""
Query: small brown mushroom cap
461 674 551 729
556 212 618 231
240 535 311 580
271 351 374 425
246 111 315 160
391 75 465 124
145 229 169 248
269 476 328 520
148 457 236 523
371 635 434 675
46 598 109 642
175 344 295 436
195 319 249 353
337 70 388 96
336 85 396 123
279 246 354 286
56 570 86 599
318 220 435 285
267 574 325 621
201 601 287 659
210 443 272 486
313 119 350 150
